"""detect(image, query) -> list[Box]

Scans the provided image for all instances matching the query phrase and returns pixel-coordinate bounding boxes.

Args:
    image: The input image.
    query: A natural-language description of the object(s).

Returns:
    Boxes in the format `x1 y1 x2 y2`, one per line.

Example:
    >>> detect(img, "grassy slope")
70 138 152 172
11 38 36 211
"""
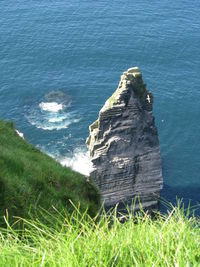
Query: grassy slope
0 120 99 222
0 205 200 266
1 120 200 266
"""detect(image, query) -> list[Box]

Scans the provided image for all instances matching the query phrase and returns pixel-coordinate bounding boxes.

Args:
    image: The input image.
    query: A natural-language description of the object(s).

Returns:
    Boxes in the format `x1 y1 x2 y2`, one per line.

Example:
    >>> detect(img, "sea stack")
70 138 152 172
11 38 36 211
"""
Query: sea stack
86 67 163 211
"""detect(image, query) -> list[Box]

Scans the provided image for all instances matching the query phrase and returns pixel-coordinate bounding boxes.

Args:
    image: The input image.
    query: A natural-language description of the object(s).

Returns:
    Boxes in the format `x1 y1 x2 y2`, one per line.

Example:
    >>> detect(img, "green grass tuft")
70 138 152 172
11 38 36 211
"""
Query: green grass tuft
0 202 200 266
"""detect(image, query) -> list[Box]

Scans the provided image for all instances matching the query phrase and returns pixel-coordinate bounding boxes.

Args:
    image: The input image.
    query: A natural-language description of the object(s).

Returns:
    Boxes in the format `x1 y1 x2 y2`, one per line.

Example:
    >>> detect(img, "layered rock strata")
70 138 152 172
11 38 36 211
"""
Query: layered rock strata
86 67 163 211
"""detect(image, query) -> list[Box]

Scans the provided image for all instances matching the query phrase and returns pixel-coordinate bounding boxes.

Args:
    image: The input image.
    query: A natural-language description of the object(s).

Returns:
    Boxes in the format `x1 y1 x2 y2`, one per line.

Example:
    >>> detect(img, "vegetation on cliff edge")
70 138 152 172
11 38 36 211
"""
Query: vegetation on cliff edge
0 202 200 266
0 120 99 224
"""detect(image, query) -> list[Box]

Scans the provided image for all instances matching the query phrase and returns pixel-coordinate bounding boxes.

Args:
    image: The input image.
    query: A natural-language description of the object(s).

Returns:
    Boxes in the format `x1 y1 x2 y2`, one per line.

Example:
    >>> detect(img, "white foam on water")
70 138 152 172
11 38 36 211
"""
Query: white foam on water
60 149 94 176
27 99 80 131
15 129 24 139
39 102 64 112
48 115 67 123
34 117 80 131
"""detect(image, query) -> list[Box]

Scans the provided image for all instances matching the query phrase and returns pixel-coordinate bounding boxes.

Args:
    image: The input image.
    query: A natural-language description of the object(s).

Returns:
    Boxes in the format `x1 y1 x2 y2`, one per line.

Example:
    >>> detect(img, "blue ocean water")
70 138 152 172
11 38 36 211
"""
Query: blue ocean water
0 0 200 206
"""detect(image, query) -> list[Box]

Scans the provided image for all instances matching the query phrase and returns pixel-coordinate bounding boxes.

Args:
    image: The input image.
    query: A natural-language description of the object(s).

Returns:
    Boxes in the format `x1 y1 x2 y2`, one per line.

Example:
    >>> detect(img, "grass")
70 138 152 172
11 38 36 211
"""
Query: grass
0 202 200 266
1 119 200 266
0 120 100 224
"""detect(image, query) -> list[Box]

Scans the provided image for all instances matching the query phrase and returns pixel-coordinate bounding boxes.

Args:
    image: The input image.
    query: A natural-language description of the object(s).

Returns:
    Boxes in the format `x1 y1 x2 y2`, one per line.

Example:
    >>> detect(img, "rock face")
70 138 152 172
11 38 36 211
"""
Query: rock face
86 67 163 211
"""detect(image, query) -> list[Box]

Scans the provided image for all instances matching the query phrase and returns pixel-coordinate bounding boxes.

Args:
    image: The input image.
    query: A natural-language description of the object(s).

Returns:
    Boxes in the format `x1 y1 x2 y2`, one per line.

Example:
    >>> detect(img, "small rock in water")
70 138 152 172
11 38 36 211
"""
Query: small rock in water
45 90 72 106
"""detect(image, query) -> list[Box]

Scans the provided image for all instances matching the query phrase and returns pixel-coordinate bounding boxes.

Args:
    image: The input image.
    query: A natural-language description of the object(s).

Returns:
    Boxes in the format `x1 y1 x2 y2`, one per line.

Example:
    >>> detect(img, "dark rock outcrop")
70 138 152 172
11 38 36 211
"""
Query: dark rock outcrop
86 67 163 211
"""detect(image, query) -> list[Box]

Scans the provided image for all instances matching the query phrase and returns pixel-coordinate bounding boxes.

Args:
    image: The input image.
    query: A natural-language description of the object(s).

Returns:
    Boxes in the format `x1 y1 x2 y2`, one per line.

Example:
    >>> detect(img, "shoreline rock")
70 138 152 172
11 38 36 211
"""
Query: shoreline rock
86 67 163 212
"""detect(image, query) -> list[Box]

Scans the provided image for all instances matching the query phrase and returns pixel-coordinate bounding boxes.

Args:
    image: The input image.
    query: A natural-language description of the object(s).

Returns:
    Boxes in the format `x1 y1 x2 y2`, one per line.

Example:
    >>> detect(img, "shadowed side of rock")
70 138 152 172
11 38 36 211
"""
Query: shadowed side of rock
86 67 163 212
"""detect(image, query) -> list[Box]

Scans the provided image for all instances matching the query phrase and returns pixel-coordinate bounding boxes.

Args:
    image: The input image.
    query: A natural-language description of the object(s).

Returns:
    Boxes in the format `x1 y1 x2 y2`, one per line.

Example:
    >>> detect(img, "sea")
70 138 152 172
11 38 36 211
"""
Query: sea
0 0 200 208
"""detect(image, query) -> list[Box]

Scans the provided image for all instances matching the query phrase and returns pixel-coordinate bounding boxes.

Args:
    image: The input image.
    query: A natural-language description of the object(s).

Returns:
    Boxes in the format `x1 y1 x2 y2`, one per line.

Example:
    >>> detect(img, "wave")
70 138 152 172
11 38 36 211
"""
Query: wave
39 102 64 112
60 149 94 176
28 112 80 131
33 118 80 131
48 115 68 123
26 91 80 131
15 129 24 139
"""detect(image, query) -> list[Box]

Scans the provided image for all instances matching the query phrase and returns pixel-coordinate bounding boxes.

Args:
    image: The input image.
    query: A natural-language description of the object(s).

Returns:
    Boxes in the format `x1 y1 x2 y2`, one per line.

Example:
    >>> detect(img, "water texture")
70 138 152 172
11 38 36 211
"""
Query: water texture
0 0 200 206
